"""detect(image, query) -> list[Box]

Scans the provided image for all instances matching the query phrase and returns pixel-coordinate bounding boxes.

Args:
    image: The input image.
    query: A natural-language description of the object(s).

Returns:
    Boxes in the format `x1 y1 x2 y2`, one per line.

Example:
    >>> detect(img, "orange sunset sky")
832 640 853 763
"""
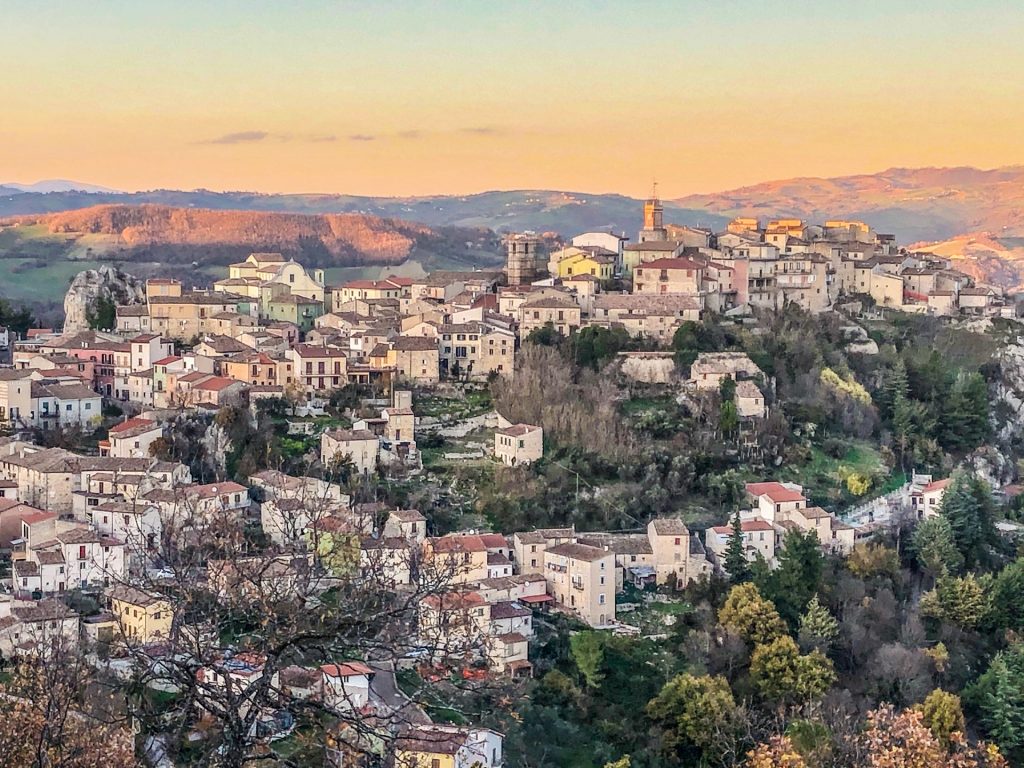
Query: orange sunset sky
2 1 1023 198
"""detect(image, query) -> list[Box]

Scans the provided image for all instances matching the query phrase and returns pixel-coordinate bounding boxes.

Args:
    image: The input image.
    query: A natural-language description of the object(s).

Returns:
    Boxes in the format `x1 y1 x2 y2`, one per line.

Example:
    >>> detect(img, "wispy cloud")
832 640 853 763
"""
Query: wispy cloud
198 126 510 146
203 130 271 145
198 131 338 145
460 126 504 136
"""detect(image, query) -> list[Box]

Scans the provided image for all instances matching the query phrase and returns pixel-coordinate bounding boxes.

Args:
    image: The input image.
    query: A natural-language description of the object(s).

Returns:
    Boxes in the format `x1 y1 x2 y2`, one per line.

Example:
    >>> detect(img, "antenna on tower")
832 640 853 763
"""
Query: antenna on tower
651 179 658 200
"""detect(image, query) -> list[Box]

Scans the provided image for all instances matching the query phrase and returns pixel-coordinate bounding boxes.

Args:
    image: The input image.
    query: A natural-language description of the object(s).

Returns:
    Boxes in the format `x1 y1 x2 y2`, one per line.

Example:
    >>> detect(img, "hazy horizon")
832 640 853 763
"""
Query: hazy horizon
3 1 1023 198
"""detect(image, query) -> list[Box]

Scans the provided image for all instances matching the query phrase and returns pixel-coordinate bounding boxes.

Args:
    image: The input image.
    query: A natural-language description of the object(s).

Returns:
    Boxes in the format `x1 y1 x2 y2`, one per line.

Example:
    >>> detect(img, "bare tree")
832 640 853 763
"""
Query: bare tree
95 475 495 767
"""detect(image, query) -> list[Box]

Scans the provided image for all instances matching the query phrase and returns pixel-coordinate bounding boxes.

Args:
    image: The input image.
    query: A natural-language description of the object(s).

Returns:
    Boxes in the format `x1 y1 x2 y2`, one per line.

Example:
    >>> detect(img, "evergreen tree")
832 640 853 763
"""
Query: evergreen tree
719 400 739 439
968 645 1024 762
764 530 823 627
723 512 750 583
0 298 36 337
989 558 1024 633
919 573 991 629
941 372 990 452
570 631 606 689
911 515 964 583
879 357 910 421
86 295 117 331
939 472 997 568
798 595 839 652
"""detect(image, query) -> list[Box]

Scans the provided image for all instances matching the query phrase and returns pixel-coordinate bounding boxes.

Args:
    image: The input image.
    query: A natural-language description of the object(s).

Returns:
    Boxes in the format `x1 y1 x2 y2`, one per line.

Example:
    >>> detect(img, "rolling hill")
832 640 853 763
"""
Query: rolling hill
4 165 1024 304
676 166 1024 243
0 188 724 238
908 233 1024 292
1 204 498 267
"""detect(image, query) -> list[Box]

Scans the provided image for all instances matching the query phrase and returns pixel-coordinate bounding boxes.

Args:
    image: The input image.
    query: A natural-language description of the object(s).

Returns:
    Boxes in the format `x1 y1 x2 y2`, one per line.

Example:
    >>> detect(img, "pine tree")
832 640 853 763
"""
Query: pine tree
938 372 989 452
879 357 910 421
911 516 963 584
765 530 823 627
723 512 750 582
940 472 997 569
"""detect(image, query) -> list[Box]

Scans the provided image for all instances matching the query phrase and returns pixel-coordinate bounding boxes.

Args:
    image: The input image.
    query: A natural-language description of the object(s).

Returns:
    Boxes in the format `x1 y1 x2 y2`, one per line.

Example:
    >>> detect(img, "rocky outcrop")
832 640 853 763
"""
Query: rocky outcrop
991 342 1024 444
63 265 146 332
617 352 678 384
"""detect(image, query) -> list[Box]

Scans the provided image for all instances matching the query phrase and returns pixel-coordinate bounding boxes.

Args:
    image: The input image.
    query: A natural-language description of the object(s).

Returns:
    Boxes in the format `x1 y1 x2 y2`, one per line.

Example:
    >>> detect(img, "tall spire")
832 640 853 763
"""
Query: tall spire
639 178 668 243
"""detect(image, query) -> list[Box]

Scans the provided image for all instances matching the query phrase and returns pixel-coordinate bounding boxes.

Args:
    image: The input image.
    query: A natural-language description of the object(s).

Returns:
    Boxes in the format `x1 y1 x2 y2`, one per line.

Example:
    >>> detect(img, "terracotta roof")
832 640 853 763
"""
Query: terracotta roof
108 416 159 437
745 481 805 503
192 376 241 392
920 478 951 494
429 534 488 553
711 518 774 534
421 590 487 610
321 661 373 678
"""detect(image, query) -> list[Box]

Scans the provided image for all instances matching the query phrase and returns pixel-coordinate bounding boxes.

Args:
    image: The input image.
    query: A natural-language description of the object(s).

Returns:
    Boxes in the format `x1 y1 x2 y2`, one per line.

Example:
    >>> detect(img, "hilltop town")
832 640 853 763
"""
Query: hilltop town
0 193 1022 767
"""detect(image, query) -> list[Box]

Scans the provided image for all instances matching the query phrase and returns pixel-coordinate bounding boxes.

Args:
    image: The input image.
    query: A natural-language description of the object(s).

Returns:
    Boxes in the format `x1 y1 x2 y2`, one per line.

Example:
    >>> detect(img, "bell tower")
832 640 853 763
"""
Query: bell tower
639 181 668 243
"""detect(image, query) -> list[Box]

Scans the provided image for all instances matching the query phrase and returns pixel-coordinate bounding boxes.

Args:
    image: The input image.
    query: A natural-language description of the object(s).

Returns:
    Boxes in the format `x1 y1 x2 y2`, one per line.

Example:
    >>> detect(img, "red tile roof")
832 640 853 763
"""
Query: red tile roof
108 416 157 435
321 661 373 678
745 482 806 503
921 478 951 494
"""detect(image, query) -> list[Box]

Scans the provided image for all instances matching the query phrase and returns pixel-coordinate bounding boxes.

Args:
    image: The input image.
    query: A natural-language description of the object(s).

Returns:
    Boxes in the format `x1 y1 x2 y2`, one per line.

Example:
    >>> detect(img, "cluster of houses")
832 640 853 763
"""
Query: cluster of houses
1 195 1003 437
1 197 996 767
540 200 1009 325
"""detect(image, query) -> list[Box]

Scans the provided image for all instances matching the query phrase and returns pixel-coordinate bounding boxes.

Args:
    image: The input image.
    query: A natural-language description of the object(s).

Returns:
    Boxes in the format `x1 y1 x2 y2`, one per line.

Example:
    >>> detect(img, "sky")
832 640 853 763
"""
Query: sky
2 0 1023 198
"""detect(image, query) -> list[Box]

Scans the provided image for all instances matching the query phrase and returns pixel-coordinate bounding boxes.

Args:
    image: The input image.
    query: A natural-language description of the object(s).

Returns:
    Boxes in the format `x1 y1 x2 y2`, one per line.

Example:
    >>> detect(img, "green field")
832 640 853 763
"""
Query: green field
0 220 488 305
0 257 109 302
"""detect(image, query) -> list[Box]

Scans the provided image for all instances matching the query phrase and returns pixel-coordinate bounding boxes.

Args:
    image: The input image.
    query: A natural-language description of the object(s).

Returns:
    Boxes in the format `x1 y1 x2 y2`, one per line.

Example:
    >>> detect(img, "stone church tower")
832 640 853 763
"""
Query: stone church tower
504 233 542 286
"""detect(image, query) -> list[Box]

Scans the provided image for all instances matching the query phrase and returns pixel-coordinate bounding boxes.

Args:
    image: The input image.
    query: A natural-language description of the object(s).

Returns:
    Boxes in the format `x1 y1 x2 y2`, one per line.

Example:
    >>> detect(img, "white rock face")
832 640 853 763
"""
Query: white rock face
63 265 146 332
993 343 1024 444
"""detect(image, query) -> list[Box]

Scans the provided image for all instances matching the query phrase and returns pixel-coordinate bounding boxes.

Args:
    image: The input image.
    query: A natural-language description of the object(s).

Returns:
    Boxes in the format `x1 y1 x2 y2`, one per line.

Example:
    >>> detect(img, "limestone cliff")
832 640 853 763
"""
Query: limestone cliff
63 265 146 332
991 341 1024 448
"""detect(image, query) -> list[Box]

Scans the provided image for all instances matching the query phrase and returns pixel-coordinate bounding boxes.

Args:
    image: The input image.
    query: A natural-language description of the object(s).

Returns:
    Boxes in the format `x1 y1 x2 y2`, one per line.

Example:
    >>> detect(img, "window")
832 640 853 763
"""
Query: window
599 594 606 605
674 537 681 545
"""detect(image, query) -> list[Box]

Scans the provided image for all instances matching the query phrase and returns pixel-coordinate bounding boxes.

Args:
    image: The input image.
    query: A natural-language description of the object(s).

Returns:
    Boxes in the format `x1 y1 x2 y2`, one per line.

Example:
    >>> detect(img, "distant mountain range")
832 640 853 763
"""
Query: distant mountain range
1 179 122 194
0 187 723 239
3 166 1024 243
3 165 1024 299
